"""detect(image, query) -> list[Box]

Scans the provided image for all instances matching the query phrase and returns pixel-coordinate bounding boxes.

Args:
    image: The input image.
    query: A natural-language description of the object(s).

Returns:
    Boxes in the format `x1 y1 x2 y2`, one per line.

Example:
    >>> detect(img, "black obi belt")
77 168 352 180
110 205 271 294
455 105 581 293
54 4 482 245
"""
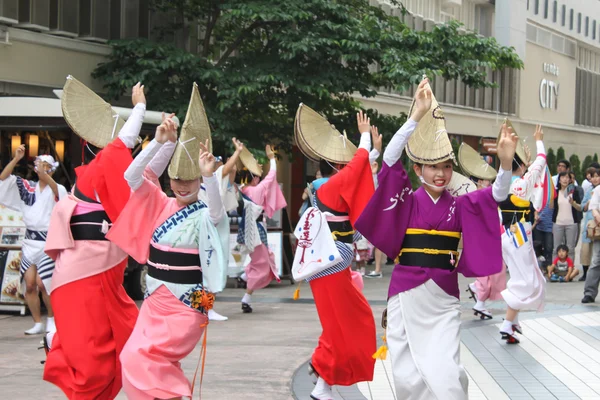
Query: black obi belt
147 245 203 285
396 229 461 271
69 210 111 241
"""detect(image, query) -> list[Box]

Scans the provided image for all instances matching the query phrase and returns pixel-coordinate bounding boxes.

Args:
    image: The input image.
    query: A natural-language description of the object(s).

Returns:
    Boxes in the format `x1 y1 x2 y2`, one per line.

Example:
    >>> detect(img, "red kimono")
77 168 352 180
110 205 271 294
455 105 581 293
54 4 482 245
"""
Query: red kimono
43 138 139 400
310 148 377 386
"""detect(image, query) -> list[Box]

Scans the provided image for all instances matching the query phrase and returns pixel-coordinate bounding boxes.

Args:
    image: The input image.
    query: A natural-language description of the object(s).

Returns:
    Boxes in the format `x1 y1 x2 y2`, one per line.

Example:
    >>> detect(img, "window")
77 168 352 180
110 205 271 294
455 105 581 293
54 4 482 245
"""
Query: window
543 0 548 19
0 0 18 23
561 5 566 26
534 0 539 15
79 0 110 41
585 16 589 37
569 9 574 30
593 20 597 40
18 0 51 30
49 0 79 37
578 12 581 33
552 1 557 23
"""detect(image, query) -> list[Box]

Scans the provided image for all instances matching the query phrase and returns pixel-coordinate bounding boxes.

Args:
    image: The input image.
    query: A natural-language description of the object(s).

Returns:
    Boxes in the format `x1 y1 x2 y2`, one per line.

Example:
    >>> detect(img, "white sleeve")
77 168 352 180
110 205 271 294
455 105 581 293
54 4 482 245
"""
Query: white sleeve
124 139 163 191
118 103 146 149
523 141 547 193
590 187 600 211
148 141 176 177
0 175 25 212
383 119 418 167
358 132 371 151
369 149 380 164
492 168 512 202
202 174 225 225
269 158 277 173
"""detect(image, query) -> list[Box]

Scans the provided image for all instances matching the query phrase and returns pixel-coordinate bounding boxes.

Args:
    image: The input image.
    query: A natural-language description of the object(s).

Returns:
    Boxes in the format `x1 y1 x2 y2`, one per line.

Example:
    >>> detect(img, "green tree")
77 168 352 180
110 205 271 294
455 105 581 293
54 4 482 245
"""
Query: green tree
582 155 593 176
546 148 556 174
92 0 523 155
557 147 566 162
569 154 582 184
595 153 599 163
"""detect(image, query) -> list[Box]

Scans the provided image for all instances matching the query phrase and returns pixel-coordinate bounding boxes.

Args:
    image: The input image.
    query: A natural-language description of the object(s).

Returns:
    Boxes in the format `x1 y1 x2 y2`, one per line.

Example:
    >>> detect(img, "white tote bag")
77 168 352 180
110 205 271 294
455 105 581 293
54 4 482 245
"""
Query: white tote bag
292 207 342 281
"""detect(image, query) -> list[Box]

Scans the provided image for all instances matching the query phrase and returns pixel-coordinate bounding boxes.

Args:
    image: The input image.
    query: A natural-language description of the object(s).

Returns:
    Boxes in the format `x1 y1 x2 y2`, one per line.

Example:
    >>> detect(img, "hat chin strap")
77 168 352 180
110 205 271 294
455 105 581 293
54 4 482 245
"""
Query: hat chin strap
175 187 199 200
419 175 448 190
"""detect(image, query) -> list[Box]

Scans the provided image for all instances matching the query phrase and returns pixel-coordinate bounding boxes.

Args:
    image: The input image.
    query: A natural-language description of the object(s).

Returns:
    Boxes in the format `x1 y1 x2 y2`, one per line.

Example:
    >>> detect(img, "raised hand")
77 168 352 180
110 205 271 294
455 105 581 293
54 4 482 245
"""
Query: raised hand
232 137 244 153
266 144 275 160
161 113 178 142
533 124 544 142
497 123 518 171
132 82 146 106
13 144 25 161
155 117 178 144
371 126 383 153
357 110 371 134
199 139 216 177
411 77 432 122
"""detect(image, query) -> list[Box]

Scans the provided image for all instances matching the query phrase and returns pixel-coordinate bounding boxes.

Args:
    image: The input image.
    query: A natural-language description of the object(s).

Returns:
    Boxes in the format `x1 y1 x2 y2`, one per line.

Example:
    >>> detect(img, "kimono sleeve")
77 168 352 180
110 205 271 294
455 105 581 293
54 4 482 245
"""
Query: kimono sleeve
106 178 169 264
355 159 413 261
456 187 503 277
0 175 32 211
242 168 287 218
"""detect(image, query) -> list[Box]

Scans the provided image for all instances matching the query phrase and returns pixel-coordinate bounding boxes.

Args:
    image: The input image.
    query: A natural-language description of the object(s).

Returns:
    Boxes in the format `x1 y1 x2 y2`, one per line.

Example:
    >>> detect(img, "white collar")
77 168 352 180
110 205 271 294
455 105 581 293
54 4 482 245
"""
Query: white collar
425 190 441 204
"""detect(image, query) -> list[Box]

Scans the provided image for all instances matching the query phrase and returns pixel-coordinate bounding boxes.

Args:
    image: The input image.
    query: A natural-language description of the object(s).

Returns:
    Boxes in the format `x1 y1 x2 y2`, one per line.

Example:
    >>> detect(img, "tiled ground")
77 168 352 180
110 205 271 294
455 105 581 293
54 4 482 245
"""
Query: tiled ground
293 306 600 400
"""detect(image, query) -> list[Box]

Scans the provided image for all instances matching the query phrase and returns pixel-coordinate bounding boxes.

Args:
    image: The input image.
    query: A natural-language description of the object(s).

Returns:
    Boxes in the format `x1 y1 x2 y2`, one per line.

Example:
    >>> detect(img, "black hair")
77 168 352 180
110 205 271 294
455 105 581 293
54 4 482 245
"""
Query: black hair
590 162 600 169
235 168 253 185
319 159 335 177
556 244 569 254
556 171 569 190
82 142 100 165
512 154 524 172
557 159 571 169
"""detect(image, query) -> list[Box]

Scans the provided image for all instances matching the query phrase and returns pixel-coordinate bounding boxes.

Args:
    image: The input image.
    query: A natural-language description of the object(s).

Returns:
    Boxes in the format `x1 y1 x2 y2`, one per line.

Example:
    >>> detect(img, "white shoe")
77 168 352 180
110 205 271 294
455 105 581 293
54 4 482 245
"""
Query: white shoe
45 331 55 350
311 377 334 400
25 323 45 335
46 317 56 333
208 309 228 321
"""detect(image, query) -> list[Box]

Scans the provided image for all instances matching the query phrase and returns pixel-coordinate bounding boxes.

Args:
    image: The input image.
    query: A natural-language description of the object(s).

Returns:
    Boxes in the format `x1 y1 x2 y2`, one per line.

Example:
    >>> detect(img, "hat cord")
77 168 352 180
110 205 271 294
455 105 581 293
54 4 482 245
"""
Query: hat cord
434 128 447 142
178 137 197 163
338 134 347 148
110 113 119 139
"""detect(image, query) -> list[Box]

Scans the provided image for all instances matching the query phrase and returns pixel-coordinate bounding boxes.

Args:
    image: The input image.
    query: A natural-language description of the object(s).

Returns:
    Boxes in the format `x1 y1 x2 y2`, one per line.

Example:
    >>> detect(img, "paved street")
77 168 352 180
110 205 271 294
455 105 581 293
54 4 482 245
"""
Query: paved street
0 263 598 400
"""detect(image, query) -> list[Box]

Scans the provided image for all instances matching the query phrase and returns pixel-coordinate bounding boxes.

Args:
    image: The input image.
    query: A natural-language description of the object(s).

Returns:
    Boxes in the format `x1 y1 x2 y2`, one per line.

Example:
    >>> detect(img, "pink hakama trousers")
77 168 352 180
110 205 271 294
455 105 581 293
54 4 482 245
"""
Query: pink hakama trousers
120 285 207 400
245 243 278 291
474 262 507 302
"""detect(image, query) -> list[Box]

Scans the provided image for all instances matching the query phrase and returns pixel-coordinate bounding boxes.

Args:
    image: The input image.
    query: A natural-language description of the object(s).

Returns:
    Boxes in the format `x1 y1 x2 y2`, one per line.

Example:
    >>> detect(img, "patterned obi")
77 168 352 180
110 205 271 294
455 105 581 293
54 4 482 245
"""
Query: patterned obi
315 191 354 244
499 195 531 226
396 229 461 271
25 230 47 241
147 244 203 285
69 210 111 241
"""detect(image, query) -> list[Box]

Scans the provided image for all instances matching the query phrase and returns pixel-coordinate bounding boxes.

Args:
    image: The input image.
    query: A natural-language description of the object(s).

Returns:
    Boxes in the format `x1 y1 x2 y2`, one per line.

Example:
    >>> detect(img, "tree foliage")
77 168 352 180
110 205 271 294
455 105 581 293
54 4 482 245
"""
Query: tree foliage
556 147 566 162
569 154 581 184
546 148 556 175
582 155 593 176
93 0 523 156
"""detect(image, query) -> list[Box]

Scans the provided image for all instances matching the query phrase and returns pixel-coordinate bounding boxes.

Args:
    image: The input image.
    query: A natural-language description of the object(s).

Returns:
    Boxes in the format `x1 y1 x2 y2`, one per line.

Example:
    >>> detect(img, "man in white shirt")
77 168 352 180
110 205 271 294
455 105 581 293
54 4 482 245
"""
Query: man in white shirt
553 159 579 187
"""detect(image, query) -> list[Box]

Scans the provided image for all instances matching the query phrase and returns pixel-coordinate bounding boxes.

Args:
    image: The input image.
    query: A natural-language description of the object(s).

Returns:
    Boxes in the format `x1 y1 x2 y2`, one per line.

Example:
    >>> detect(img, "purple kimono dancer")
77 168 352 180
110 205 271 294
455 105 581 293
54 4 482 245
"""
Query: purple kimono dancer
355 160 503 399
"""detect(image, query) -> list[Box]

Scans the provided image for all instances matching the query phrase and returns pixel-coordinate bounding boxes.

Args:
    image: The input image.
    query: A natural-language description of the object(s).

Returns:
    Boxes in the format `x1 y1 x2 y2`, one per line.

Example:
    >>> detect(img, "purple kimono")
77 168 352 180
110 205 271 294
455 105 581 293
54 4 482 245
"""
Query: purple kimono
355 160 502 299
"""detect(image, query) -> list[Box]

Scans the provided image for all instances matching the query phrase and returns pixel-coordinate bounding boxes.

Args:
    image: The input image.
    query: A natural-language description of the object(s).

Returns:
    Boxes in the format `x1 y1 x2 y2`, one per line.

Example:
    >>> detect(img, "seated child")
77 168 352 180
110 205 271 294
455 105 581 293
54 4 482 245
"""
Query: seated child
547 244 579 282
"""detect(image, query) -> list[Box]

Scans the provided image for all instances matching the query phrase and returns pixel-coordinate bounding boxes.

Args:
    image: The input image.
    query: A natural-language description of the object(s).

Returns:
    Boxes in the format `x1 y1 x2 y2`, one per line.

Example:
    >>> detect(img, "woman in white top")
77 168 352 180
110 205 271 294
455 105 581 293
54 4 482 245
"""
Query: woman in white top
552 171 582 262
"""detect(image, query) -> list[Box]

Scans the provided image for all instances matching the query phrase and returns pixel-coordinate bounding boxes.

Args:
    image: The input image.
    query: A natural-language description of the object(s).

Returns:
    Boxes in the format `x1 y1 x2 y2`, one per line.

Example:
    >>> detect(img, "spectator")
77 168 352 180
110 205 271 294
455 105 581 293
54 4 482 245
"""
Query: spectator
547 245 579 282
580 168 600 281
552 171 582 261
581 163 600 194
552 159 578 187
583 182 600 303
533 205 553 271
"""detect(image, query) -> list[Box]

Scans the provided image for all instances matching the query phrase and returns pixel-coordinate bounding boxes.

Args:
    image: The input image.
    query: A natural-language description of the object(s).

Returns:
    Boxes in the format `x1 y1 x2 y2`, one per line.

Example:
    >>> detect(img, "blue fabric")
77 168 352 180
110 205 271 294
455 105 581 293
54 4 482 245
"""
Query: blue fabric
16 177 36 206
306 240 354 282
536 204 553 233
151 201 206 242
312 177 330 192
581 186 596 243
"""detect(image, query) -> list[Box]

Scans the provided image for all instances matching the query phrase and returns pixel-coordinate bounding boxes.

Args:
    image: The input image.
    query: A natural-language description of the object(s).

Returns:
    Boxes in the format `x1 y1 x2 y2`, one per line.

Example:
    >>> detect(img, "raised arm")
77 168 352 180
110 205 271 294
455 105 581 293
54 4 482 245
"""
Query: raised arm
383 78 432 167
222 138 244 177
125 117 178 191
117 83 147 149
492 122 519 202
36 164 60 199
199 140 225 225
522 125 546 190
147 140 176 177
0 144 24 181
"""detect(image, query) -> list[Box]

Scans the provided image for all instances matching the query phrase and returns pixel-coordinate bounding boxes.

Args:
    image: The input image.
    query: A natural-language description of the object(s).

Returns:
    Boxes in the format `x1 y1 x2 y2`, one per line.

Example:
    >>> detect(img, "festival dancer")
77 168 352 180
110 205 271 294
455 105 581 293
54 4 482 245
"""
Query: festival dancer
293 104 379 400
498 123 547 344
107 104 229 399
459 143 507 320
355 78 516 400
0 150 67 335
43 79 145 399
235 145 287 313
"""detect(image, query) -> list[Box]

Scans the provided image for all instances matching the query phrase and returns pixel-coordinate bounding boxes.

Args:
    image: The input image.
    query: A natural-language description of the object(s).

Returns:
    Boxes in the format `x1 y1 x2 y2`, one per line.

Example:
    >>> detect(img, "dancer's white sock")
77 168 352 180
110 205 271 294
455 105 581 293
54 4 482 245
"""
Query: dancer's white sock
311 377 333 399
242 293 252 304
513 314 519 325
469 282 477 293
241 272 248 281
46 317 56 333
501 319 513 333
474 300 486 310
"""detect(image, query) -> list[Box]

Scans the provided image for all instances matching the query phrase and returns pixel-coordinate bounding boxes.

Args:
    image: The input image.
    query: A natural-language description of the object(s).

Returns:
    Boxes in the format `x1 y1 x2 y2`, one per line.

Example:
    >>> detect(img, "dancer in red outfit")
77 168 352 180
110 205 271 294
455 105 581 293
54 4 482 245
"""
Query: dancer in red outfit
43 78 146 399
294 106 379 399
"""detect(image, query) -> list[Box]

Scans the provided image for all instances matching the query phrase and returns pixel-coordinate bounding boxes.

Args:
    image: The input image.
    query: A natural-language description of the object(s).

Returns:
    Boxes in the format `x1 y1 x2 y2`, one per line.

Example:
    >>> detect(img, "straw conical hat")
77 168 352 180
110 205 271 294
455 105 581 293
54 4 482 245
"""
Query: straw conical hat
458 143 497 181
496 118 530 166
294 103 357 164
61 75 126 148
168 83 211 180
446 171 477 197
405 89 454 165
238 147 263 177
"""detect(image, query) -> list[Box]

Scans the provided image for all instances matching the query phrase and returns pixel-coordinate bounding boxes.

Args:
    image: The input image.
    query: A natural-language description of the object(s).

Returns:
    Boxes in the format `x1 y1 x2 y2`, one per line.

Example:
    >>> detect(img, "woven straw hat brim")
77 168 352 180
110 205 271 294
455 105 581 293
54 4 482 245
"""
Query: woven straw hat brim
496 118 530 166
61 75 126 148
447 171 477 197
458 143 497 181
294 103 357 164
405 92 454 165
238 147 263 177
168 83 210 180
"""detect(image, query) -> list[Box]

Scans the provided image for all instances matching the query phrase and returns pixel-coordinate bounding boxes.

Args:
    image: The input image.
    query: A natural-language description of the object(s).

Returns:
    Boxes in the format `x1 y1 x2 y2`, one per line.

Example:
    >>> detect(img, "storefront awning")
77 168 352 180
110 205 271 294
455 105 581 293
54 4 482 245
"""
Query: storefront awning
0 96 179 126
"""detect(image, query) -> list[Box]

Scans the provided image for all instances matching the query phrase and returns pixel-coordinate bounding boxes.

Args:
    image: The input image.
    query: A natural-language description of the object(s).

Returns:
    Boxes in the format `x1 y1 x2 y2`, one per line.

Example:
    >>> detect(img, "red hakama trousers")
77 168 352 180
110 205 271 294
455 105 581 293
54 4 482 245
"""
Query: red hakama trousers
309 267 376 386
43 260 139 399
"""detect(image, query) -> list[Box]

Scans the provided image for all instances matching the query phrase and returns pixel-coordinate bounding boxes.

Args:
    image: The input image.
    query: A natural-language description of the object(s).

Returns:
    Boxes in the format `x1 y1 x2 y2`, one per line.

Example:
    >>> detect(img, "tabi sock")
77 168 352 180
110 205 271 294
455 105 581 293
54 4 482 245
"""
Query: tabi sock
241 272 248 282
474 300 486 311
311 376 333 398
500 319 514 333
242 293 252 304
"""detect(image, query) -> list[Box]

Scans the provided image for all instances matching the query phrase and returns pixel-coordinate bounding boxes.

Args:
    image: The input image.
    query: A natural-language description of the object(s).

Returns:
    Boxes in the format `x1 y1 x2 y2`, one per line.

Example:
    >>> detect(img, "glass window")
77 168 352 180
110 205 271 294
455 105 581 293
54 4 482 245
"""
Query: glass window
585 16 589 37
569 9 574 30
543 0 548 19
593 20 596 40
0 0 19 22
578 12 581 33
552 1 557 23
534 0 539 15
